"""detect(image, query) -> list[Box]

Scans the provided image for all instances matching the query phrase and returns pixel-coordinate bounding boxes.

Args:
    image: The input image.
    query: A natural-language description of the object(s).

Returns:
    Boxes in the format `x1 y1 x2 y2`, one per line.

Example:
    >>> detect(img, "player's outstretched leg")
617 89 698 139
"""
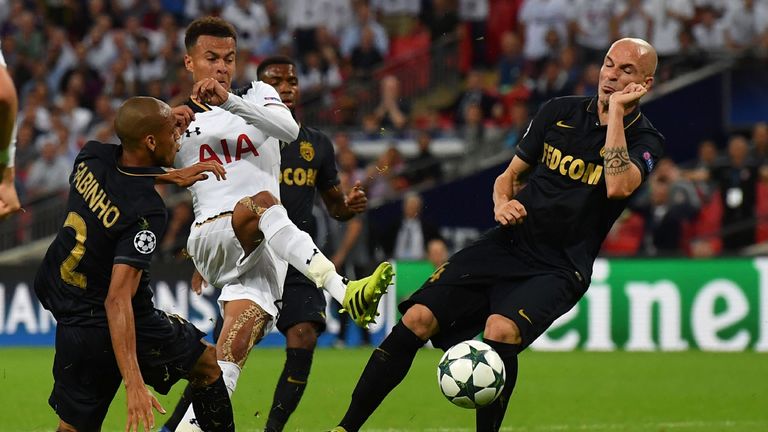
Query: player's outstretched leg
334 304 437 432
234 192 393 326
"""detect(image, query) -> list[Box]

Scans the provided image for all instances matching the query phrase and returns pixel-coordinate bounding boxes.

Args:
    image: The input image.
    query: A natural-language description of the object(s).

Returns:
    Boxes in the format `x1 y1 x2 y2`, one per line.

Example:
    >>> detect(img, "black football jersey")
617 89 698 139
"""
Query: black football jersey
510 96 664 284
34 141 168 326
279 126 339 239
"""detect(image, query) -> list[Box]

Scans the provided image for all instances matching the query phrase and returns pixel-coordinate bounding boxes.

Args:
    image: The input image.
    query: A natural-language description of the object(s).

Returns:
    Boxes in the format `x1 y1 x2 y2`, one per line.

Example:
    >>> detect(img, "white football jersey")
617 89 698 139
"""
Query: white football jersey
175 81 295 222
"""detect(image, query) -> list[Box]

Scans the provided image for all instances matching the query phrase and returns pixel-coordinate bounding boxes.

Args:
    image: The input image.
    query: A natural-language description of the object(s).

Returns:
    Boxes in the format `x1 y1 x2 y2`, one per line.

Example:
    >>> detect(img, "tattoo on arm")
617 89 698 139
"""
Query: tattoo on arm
604 147 631 175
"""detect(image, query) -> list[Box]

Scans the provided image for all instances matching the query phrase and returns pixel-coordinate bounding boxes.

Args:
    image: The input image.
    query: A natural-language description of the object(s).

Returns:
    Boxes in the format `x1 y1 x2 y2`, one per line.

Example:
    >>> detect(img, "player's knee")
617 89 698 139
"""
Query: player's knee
218 302 270 367
253 190 280 207
286 322 320 350
190 343 221 386
238 191 279 216
402 304 439 339
484 314 522 345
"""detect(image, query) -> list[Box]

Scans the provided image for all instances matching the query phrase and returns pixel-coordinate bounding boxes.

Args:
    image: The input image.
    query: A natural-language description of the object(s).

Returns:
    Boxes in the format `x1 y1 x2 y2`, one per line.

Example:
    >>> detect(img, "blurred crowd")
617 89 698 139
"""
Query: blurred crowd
1 0 768 259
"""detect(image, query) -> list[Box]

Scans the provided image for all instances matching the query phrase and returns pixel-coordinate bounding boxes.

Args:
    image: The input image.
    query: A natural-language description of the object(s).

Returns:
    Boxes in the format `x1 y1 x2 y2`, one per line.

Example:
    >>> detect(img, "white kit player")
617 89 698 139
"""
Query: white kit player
169 17 393 431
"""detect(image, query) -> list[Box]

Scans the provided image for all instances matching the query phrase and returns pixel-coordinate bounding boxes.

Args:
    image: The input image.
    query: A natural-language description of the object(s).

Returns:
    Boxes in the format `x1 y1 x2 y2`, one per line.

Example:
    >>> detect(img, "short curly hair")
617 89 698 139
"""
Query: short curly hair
184 16 237 51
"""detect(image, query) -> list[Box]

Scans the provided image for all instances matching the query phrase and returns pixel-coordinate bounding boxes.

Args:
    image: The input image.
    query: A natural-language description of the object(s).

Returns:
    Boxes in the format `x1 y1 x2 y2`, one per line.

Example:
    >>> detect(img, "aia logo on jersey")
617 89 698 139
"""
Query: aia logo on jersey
199 134 259 164
134 230 156 254
300 141 314 161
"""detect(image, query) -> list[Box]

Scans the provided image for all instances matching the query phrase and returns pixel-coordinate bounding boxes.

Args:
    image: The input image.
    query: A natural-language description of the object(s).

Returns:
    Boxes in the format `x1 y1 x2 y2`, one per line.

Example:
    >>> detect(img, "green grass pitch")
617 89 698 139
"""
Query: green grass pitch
1 347 766 431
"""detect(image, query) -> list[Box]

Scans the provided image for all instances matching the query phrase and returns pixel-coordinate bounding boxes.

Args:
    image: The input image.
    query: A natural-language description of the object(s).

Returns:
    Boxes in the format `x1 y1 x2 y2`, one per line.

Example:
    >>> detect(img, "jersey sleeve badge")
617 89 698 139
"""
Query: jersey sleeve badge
300 141 315 162
134 230 157 254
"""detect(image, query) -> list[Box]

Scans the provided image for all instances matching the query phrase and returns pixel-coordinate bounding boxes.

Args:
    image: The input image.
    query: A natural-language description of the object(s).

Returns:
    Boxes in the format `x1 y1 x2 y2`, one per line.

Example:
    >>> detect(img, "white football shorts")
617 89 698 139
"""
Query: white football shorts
187 214 287 321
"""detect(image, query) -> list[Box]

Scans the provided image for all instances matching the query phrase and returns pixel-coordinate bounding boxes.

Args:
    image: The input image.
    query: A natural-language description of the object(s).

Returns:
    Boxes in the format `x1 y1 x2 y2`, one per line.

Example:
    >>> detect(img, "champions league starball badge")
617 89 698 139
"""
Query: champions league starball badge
133 230 157 254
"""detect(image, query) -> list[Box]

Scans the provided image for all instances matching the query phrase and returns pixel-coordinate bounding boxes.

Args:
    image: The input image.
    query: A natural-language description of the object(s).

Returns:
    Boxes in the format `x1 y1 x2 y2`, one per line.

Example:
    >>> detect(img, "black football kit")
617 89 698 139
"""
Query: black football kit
401 96 665 350
33 141 206 430
275 125 340 333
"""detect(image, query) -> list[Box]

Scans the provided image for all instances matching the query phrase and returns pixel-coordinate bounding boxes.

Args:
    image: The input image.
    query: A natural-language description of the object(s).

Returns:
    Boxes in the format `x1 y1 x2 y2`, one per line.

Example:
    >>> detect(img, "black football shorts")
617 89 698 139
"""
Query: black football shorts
49 310 206 431
276 266 328 334
399 228 583 350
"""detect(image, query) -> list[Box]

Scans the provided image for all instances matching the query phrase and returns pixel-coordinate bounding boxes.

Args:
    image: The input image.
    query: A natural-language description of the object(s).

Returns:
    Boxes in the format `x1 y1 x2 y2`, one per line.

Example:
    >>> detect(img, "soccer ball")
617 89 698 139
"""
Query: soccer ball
437 340 506 409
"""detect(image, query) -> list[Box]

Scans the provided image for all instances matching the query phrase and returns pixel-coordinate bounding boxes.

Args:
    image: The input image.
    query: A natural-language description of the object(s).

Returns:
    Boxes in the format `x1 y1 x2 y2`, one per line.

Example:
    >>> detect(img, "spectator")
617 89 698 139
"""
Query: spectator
631 159 701 256
692 6 726 53
426 237 449 269
381 191 442 260
373 75 410 134
24 137 70 200
570 0 619 65
341 0 389 58
497 31 526 91
517 0 571 69
614 0 653 41
403 131 444 188
683 138 721 201
350 26 384 78
451 69 499 126
646 0 695 61
221 0 270 55
712 135 759 251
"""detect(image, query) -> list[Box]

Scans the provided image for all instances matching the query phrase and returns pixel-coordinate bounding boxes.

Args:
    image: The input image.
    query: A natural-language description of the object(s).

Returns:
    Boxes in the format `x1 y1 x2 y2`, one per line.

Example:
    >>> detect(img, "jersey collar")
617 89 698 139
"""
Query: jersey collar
586 97 643 129
186 97 212 113
115 147 167 177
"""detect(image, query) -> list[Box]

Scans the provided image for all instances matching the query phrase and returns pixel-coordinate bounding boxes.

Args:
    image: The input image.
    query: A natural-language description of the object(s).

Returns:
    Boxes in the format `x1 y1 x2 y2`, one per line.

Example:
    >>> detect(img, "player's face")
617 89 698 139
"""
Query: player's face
261 64 300 109
184 35 236 91
598 42 651 107
152 114 181 167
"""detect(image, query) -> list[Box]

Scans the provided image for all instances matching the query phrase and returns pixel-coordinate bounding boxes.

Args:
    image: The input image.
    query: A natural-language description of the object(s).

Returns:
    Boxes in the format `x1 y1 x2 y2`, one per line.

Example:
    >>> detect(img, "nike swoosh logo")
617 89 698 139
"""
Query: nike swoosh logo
556 120 575 129
287 376 307 385
518 309 532 324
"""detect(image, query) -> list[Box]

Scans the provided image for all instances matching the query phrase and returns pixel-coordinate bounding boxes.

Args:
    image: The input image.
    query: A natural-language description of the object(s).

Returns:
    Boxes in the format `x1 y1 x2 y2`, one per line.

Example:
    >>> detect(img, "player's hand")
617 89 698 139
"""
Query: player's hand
0 167 21 220
172 105 195 131
191 269 208 295
344 181 367 213
192 77 229 106
609 82 647 112
163 162 227 187
125 385 165 432
494 199 527 226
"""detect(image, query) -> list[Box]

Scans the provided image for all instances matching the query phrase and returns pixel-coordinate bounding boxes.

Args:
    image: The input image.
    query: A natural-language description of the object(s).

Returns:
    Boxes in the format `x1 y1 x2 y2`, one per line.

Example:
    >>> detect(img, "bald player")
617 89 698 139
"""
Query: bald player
330 38 664 432
34 96 233 432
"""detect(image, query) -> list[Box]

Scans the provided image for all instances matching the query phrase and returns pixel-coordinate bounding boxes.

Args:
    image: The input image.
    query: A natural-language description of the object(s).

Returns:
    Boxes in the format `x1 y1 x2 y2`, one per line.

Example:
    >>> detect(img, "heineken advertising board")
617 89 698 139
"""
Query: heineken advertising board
391 258 768 352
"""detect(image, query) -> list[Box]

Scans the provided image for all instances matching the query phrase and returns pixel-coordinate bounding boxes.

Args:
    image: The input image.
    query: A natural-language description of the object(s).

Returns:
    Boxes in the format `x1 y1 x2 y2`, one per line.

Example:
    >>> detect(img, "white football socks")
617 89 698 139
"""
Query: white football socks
259 205 347 303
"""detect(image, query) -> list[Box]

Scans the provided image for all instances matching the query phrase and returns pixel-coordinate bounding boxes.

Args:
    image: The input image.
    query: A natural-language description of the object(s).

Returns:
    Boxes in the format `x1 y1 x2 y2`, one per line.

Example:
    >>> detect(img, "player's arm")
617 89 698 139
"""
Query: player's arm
105 264 166 432
493 156 530 226
604 83 646 199
155 161 227 187
192 78 299 143
0 58 20 219
320 181 367 222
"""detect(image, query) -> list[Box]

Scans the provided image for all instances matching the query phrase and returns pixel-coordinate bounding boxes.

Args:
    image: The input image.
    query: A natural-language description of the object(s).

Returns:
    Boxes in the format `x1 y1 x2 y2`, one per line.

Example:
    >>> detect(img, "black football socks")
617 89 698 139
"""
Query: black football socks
163 382 193 431
265 348 314 432
190 374 235 432
339 321 426 431
476 339 521 432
